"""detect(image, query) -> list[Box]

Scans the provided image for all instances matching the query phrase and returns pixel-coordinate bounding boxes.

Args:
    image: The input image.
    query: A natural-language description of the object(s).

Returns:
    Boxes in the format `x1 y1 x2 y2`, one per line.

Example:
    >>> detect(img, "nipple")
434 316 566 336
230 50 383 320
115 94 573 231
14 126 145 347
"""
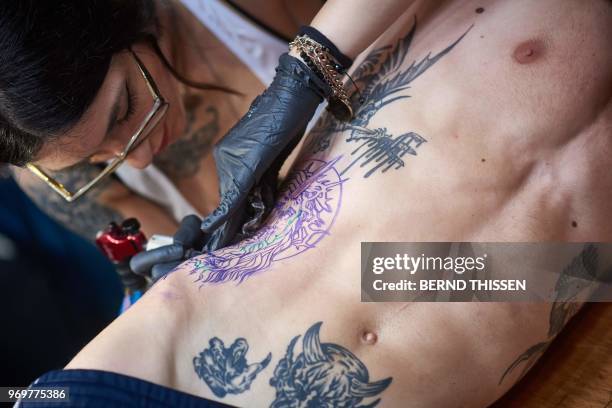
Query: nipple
512 39 546 64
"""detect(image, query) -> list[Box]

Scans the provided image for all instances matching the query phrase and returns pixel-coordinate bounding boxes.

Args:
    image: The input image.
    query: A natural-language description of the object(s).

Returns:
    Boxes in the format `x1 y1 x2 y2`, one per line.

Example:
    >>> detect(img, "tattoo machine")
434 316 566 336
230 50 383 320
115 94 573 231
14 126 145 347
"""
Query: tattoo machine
129 214 206 281
96 218 147 314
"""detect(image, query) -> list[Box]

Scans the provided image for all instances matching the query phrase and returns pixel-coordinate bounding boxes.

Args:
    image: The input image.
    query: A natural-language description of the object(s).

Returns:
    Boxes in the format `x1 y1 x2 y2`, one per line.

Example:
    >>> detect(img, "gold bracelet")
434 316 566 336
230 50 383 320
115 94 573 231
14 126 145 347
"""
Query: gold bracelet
289 35 353 122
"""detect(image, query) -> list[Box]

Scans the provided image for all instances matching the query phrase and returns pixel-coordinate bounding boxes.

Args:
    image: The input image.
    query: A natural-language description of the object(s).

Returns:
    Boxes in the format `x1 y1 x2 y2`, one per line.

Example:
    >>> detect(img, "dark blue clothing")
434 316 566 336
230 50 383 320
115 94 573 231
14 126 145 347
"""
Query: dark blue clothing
0 176 122 386
20 369 233 408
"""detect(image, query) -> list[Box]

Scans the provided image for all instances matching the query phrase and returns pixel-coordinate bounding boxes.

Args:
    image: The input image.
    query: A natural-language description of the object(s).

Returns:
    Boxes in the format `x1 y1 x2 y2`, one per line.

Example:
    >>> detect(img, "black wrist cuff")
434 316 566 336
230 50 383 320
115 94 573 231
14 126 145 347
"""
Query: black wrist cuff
298 25 353 70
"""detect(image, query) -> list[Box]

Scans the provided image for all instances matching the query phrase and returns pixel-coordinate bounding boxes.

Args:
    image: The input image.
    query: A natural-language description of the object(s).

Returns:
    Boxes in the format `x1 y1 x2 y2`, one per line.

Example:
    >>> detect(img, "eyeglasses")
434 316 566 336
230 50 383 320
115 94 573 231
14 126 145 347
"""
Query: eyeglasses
26 50 168 202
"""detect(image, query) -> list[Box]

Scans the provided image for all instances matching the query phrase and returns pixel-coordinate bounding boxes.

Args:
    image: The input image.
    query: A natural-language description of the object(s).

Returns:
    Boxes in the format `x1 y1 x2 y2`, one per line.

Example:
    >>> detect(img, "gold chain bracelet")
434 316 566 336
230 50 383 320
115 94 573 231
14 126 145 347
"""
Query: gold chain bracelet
289 35 353 122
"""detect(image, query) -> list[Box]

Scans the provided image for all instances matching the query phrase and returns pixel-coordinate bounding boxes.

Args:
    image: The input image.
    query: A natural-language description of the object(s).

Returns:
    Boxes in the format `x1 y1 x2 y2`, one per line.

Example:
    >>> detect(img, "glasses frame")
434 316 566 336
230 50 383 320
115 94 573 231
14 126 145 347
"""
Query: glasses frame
26 50 168 203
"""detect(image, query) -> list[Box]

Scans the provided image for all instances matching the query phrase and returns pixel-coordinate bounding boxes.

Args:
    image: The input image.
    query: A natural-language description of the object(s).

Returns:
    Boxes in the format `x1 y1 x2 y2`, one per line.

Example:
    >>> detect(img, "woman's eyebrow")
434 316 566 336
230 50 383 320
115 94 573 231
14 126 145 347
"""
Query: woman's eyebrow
105 83 127 136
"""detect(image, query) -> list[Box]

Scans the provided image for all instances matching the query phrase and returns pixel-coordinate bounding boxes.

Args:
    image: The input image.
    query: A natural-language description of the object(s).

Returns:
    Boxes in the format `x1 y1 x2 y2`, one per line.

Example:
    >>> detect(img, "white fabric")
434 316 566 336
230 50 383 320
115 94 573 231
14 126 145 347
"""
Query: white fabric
182 0 288 85
115 163 199 220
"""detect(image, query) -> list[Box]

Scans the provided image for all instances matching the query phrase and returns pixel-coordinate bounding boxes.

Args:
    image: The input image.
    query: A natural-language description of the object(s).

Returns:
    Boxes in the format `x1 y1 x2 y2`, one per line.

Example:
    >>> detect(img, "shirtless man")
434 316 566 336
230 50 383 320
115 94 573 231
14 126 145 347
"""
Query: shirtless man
60 0 612 406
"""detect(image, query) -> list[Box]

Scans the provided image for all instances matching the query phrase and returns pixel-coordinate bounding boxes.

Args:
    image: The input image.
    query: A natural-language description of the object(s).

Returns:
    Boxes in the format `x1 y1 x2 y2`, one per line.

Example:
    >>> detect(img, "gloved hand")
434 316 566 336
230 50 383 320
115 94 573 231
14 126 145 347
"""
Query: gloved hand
201 53 332 251
129 215 206 281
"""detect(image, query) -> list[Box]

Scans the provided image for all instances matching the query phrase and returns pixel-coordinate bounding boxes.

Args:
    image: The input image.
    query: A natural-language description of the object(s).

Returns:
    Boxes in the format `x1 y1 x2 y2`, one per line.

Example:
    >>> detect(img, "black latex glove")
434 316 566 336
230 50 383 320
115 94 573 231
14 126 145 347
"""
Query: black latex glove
129 215 206 282
201 53 332 251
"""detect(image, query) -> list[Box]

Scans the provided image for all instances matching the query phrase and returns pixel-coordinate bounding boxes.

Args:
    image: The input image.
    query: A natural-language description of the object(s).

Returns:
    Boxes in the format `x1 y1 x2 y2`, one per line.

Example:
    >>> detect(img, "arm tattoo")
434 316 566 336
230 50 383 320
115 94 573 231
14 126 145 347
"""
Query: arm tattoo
270 322 392 407
154 103 219 179
308 18 471 178
192 322 393 407
18 163 122 241
193 336 272 398
498 244 599 385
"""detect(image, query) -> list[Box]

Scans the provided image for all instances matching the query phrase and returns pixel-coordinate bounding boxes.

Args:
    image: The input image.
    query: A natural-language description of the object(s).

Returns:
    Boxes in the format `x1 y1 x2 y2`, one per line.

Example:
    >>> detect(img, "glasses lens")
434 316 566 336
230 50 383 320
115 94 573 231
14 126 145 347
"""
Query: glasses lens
109 85 158 152
125 101 168 155
89 101 168 186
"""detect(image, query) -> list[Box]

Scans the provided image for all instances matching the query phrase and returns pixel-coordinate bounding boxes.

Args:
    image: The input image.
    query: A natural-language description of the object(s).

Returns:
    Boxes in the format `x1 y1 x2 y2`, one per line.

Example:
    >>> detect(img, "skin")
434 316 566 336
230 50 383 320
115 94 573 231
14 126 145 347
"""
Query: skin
226 0 323 40
65 0 612 407
12 0 324 239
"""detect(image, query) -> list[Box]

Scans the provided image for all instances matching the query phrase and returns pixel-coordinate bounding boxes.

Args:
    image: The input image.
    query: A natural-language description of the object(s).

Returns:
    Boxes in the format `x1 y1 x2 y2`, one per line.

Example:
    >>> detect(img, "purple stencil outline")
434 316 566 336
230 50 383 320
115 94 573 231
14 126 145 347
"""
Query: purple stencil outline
186 156 346 285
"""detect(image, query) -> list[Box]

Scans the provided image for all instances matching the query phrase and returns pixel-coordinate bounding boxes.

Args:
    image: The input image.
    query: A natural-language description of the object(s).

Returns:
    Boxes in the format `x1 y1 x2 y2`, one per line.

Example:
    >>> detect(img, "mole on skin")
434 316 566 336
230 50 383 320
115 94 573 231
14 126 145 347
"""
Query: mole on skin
513 39 546 64
362 331 378 345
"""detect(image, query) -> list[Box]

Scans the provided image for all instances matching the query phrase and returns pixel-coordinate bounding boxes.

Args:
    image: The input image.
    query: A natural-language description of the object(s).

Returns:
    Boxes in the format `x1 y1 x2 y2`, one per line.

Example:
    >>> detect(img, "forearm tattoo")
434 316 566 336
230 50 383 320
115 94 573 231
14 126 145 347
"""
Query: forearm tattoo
498 244 599 385
307 18 472 178
193 322 393 407
17 163 122 241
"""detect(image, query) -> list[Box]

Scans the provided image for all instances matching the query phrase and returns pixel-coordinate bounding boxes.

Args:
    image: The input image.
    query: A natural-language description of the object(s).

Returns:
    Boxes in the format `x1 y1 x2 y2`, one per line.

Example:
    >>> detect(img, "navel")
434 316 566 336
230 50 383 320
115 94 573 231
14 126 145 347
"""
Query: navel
512 39 546 64
361 330 379 345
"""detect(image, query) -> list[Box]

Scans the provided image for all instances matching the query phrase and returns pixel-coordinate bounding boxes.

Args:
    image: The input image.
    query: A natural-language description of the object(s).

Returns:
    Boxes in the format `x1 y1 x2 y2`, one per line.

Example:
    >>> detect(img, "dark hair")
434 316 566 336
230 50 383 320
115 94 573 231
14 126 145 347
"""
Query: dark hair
0 0 235 167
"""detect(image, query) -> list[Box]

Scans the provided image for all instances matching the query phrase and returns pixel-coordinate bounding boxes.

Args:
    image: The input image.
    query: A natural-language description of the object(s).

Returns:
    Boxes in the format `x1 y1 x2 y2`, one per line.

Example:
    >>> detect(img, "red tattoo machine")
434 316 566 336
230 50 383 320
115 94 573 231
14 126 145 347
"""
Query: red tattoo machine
96 218 147 313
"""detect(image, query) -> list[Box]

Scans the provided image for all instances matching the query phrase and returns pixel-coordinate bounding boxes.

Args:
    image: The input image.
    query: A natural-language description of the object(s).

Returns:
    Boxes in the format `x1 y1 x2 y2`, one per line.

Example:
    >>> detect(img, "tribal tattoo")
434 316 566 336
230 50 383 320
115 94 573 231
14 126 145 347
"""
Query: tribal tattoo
193 322 393 407
498 244 599 385
185 156 346 285
308 18 471 178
